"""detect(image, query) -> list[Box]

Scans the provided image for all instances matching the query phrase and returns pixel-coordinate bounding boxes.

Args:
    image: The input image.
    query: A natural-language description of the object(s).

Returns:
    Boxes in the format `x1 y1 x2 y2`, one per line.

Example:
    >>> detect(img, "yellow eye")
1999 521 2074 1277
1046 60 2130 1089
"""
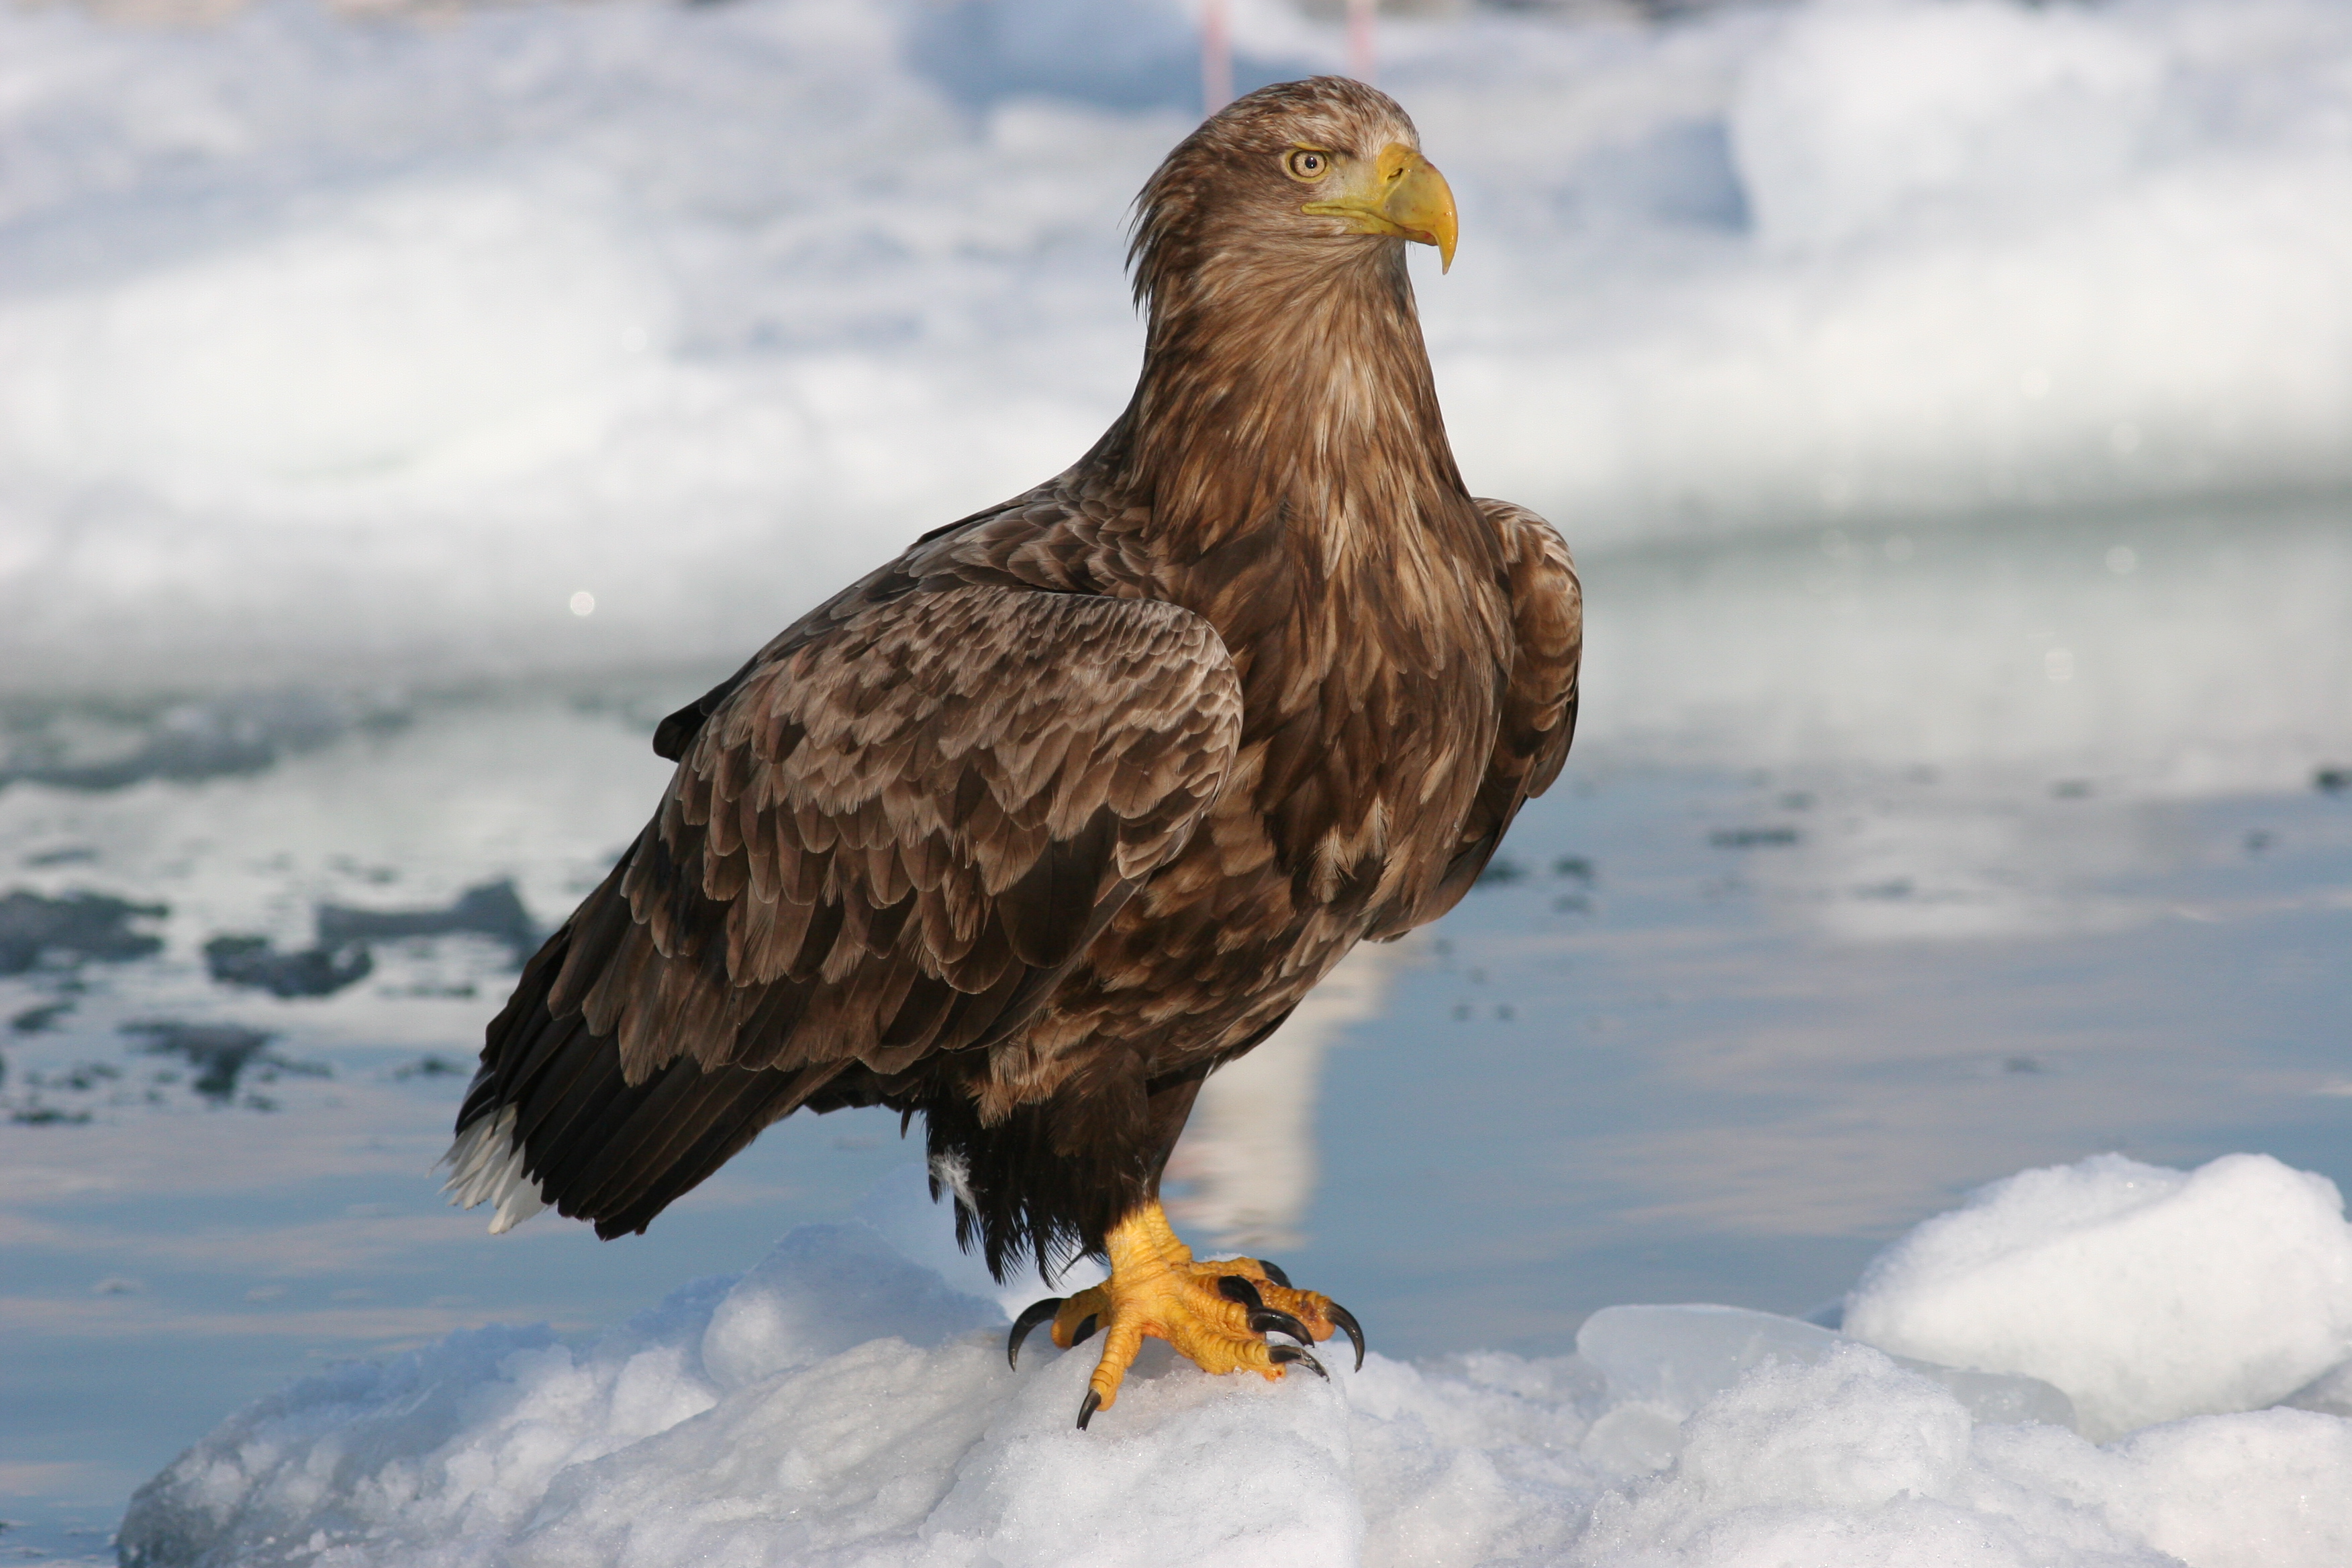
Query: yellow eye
1285 148 1332 182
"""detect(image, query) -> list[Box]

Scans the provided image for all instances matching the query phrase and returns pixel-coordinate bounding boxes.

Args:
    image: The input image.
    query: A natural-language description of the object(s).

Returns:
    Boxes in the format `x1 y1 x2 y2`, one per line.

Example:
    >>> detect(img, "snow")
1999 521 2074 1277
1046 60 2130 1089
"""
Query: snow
1728 0 2167 250
119 1152 2352 1568
5 0 2352 700
1577 1351 2352 1568
1845 1151 2352 1439
1575 1302 2077 1454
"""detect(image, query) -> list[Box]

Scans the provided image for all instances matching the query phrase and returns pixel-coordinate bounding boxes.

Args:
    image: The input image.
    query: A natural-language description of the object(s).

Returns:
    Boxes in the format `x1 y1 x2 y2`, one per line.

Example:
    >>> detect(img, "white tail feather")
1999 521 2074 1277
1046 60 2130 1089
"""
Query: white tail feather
436 1104 549 1235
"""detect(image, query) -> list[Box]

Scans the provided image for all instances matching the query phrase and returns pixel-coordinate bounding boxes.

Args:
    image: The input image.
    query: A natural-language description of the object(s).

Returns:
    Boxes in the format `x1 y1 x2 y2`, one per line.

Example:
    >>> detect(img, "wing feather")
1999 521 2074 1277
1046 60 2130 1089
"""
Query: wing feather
449 581 1242 1236
1379 498 1582 933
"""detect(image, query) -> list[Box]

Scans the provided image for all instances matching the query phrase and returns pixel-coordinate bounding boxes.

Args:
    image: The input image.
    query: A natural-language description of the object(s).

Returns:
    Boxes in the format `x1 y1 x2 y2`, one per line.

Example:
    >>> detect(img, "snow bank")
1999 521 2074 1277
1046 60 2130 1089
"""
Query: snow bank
121 1153 2352 1568
1575 1301 2076 1471
1846 1151 2352 1439
117 1224 1363 1568
6 0 2352 691
1576 1349 2352 1568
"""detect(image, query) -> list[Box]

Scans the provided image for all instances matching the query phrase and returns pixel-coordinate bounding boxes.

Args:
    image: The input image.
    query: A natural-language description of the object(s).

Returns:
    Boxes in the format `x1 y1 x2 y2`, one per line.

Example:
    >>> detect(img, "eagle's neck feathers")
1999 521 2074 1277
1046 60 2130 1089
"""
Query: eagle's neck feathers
1090 239 1477 585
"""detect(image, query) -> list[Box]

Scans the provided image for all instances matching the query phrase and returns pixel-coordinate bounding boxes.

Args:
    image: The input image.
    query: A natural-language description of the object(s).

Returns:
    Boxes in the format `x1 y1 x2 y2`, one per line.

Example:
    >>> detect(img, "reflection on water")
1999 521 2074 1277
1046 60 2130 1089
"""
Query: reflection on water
0 503 2346 1551
1166 942 1396 1253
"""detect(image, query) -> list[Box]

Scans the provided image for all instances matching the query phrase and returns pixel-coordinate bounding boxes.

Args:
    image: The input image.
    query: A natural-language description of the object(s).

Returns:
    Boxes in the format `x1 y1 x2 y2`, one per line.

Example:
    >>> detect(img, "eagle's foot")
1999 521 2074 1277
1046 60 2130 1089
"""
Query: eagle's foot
1004 1199 1365 1428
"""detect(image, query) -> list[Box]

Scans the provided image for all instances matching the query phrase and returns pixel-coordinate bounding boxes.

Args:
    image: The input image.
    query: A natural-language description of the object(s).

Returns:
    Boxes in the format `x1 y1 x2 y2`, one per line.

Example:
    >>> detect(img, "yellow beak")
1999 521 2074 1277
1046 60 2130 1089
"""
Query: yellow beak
1302 142 1459 273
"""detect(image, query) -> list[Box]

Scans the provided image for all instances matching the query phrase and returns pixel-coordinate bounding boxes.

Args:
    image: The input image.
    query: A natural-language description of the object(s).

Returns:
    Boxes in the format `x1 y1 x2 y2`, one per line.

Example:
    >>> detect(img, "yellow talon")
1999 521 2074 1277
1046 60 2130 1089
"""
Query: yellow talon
1016 1199 1357 1426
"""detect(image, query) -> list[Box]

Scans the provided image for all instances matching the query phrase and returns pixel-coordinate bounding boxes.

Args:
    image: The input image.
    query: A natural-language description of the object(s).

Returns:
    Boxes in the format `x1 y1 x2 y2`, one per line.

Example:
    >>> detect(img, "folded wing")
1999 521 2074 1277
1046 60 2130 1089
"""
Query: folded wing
1391 498 1582 930
448 584 1243 1237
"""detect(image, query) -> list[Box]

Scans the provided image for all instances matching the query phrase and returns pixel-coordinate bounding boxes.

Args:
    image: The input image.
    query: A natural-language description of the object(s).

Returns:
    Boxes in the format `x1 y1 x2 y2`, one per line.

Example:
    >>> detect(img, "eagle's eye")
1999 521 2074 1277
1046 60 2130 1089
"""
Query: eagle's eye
1283 148 1332 182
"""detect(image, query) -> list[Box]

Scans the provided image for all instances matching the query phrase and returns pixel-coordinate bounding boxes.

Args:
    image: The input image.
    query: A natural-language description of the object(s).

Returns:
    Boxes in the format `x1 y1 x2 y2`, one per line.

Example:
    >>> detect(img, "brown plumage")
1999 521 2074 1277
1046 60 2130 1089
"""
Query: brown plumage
446 77 1581 1289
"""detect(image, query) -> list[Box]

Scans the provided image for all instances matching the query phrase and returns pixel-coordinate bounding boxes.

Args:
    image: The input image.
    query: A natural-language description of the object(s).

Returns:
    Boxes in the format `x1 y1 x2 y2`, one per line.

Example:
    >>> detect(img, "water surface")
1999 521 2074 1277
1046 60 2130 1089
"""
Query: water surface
1 502 2347 1558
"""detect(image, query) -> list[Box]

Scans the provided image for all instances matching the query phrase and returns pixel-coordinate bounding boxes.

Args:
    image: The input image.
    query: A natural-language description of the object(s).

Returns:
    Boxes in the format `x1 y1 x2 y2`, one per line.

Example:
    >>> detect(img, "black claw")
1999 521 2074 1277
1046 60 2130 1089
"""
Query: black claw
1216 1273 1265 1308
1071 1313 1100 1346
1008 1296 1064 1369
1077 1389 1102 1429
1326 1301 1367 1371
1269 1344 1328 1379
1258 1259 1293 1289
1248 1306 1314 1345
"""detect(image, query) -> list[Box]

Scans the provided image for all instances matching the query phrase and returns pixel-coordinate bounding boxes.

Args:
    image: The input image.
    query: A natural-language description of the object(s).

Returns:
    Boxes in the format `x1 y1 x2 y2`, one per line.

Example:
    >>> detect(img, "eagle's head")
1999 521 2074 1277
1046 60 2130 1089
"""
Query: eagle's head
1130 77 1459 315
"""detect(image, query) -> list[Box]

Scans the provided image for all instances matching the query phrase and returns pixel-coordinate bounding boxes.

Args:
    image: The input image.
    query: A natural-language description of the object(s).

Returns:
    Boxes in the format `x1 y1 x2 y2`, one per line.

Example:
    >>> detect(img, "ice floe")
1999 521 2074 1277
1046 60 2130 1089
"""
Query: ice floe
6 0 2352 691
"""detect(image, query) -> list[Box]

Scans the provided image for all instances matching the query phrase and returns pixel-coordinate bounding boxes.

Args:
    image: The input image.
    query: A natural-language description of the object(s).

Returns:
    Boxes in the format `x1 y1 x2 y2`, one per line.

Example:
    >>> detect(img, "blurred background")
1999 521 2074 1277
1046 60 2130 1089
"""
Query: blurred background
1 0 2347 1555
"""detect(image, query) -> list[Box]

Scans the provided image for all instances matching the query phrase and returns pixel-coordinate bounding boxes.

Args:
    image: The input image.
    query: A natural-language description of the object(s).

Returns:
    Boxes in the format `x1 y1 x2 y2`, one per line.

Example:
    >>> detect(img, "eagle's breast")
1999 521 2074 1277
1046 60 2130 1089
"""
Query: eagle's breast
1212 507 1508 936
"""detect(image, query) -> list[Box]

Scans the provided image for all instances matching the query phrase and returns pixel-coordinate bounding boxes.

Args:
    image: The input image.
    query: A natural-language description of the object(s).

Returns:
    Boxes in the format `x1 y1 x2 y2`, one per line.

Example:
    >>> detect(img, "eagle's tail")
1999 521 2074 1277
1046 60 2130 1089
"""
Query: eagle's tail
439 1101 546 1234
438 859 847 1240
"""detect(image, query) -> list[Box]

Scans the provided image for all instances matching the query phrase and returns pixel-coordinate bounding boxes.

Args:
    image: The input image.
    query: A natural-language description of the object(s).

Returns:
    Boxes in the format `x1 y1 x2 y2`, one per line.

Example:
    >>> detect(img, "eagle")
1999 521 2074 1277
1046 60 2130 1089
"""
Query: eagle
443 76 1581 1428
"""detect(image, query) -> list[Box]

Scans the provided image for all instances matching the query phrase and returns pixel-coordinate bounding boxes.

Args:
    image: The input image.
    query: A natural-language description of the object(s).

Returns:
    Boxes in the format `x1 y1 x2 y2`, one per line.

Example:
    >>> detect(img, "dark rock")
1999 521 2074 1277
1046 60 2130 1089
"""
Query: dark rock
204 936 374 999
2318 767 2349 795
1473 857 1527 887
393 1055 464 1081
11 1000 72 1033
10 1101 90 1126
0 690 358 794
317 879 538 963
121 1022 276 1104
0 890 167 975
1709 826 1801 848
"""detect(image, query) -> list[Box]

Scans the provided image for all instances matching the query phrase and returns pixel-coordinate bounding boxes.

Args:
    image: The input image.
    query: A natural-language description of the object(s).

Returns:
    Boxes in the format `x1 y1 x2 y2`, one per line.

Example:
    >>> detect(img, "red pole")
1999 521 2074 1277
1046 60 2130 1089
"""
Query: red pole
1202 0 1232 114
1346 0 1375 85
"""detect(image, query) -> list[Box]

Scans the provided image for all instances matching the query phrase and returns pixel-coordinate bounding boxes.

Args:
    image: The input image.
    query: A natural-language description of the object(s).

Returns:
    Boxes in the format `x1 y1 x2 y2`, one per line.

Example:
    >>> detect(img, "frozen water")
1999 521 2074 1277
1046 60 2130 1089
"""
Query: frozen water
5 0 2352 695
1846 1151 2352 1438
116 1155 2352 1568
5 634 2347 1554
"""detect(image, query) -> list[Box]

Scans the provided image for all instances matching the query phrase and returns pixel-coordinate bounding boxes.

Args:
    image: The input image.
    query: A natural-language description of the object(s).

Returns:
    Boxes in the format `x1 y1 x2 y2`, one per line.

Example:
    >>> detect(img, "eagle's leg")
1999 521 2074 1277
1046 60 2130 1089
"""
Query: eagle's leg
1027 1199 1363 1426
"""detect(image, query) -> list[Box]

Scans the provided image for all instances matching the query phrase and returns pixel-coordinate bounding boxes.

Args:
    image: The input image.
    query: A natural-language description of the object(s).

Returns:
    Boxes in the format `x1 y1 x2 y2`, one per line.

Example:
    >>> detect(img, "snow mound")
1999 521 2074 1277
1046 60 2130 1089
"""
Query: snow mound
1575 1302 2075 1475
117 1222 1363 1568
121 1157 2352 1568
1846 1152 2352 1438
1579 1344 2352 1568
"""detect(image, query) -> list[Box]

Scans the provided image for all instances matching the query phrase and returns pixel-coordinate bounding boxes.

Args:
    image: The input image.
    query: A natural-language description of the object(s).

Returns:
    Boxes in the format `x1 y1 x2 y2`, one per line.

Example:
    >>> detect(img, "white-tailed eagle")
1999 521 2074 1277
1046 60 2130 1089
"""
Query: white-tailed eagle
446 76 1582 1426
